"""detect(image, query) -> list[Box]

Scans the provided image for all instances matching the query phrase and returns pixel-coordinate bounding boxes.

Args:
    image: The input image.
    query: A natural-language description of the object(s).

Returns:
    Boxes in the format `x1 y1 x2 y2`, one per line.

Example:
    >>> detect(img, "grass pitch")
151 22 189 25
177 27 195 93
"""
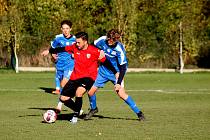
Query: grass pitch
0 71 210 140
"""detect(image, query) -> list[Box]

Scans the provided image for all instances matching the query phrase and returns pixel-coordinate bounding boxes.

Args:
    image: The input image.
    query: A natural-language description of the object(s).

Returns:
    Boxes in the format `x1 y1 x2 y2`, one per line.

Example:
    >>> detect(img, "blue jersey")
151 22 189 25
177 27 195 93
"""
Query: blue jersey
94 36 128 76
51 34 76 70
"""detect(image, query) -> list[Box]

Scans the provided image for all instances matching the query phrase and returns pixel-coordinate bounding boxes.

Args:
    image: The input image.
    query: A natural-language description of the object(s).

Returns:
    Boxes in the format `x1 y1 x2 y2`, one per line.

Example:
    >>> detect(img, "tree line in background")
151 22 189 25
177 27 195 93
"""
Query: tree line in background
0 0 210 68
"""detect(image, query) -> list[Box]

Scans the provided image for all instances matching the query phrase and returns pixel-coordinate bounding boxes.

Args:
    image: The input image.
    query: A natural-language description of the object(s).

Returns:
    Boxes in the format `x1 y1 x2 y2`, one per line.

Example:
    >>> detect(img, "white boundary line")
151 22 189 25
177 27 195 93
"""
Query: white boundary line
0 88 209 94
18 67 210 73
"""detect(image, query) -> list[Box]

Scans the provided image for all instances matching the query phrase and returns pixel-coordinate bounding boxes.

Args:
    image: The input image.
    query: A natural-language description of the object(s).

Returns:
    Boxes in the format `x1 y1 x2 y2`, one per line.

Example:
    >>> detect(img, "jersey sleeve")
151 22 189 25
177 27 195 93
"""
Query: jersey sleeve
51 38 59 49
65 43 76 54
90 45 104 62
115 44 127 65
51 34 64 48
99 50 106 62
94 36 107 50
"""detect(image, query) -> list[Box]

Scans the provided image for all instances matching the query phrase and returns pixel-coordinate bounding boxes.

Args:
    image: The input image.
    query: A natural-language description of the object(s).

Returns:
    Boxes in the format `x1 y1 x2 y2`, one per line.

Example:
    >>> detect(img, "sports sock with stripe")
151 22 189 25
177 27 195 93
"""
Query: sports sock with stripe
88 94 97 110
124 96 140 114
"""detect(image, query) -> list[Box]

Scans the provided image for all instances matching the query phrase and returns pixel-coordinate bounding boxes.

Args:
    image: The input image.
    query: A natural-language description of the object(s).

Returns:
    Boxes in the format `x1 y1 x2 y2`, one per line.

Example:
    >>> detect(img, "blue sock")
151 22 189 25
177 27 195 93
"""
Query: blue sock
88 94 97 110
125 96 140 114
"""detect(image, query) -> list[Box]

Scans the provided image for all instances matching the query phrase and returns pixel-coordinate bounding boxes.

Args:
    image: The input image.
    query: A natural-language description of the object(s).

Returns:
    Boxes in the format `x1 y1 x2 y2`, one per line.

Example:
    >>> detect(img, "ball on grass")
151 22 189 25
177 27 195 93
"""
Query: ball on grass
43 110 57 123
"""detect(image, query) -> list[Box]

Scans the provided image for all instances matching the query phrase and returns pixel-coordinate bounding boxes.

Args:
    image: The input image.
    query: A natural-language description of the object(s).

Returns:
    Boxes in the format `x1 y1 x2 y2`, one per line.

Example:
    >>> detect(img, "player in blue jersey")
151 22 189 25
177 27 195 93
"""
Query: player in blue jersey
85 29 145 121
48 20 76 112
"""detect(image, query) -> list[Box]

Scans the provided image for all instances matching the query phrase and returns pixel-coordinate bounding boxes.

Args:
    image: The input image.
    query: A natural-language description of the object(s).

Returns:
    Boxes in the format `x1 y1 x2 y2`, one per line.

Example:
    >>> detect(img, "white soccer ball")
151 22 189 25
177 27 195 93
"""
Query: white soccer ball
43 110 57 123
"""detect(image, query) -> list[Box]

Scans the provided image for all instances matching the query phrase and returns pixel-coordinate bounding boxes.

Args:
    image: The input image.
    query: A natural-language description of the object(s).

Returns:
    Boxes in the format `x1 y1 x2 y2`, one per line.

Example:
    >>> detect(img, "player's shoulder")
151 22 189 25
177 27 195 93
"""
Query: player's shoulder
70 35 76 40
72 35 76 39
55 34 64 38
88 44 98 50
94 36 106 44
98 36 107 40
88 44 101 53
115 42 125 51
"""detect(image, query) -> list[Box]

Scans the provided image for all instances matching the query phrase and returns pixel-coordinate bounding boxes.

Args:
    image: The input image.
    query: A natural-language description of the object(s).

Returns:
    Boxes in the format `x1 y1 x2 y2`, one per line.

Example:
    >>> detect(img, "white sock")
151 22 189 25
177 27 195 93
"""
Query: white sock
57 101 63 110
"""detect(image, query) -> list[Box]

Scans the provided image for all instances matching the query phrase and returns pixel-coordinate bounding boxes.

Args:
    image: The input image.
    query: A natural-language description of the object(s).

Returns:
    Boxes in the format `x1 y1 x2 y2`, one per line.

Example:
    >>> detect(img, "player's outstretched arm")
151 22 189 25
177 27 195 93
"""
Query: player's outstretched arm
99 50 117 74
41 48 57 62
49 44 74 54
49 47 66 54
114 84 121 93
41 50 49 56
114 65 126 93
116 64 127 85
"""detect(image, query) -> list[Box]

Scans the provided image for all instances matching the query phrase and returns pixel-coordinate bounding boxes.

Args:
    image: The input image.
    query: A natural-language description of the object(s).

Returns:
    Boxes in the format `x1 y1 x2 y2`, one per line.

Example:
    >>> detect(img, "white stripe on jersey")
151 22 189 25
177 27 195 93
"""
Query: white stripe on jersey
115 44 127 65
55 34 63 38
104 52 115 58
51 34 64 49
94 36 106 45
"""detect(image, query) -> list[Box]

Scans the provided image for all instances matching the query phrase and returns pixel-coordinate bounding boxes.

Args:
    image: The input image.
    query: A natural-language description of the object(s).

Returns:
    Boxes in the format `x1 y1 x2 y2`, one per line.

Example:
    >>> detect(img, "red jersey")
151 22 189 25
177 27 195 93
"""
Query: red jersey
65 44 105 80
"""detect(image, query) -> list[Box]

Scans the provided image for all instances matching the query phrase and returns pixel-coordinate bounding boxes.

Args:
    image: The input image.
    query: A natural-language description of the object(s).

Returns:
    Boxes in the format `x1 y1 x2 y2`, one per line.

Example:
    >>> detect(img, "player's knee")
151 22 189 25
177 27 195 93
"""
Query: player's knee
61 79 68 88
88 91 94 96
76 92 83 97
88 86 97 96
75 87 86 97
60 83 65 88
117 91 128 100
60 96 70 102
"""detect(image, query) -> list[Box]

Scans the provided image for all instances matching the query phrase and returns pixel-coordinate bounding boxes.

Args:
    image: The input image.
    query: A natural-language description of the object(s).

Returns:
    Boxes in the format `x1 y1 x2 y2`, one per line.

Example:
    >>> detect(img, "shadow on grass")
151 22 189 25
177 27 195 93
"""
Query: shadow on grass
28 107 58 111
18 114 40 117
90 114 139 121
51 114 138 121
39 87 56 94
18 107 139 121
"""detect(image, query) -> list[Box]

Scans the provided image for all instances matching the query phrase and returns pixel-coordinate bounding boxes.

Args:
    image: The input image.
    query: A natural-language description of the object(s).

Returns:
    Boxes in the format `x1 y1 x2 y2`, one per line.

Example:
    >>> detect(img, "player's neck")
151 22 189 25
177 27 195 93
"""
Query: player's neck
82 44 89 50
64 34 72 39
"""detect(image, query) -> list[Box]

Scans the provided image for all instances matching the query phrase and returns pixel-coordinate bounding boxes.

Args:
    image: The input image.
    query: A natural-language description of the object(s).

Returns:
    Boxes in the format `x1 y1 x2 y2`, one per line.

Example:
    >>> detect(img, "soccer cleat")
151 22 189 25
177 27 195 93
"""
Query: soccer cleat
56 102 63 113
79 109 84 116
52 89 60 95
84 107 98 120
137 111 145 121
70 115 78 124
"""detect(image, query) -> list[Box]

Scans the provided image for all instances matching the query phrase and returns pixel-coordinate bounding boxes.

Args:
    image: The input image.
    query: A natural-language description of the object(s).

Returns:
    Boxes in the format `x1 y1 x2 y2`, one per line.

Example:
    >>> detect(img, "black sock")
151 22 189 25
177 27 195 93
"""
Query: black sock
63 98 77 112
75 97 83 116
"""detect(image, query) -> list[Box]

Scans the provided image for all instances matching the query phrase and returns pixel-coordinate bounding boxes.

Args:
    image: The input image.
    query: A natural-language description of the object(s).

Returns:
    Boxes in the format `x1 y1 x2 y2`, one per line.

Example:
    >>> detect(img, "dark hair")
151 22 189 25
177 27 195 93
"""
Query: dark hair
75 32 88 41
61 20 72 28
107 29 121 41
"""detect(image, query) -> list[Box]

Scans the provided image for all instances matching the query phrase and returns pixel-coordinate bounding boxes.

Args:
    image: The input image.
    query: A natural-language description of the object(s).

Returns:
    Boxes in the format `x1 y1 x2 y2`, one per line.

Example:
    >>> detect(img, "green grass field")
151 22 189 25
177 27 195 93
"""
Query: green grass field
0 71 210 140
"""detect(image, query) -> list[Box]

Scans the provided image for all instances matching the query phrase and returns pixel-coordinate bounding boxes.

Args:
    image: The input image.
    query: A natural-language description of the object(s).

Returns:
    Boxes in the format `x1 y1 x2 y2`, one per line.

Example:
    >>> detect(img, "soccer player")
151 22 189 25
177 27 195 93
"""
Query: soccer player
85 29 145 121
45 20 76 112
42 32 117 123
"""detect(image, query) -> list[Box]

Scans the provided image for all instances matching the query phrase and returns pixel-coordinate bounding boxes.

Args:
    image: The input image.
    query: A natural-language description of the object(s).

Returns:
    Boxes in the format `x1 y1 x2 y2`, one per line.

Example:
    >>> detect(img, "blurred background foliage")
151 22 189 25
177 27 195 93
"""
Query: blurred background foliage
0 0 210 68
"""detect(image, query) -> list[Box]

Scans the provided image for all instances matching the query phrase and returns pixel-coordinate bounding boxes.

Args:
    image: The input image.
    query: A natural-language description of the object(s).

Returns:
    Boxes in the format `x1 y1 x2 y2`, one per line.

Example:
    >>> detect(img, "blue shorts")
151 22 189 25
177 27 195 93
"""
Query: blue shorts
56 69 72 81
93 73 116 88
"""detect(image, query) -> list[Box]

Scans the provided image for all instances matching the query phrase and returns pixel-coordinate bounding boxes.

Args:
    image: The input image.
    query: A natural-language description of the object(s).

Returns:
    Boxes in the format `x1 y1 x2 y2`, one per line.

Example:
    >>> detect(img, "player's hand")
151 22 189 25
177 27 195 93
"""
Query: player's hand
52 54 58 61
114 84 121 93
99 50 105 60
115 72 119 79
41 50 49 56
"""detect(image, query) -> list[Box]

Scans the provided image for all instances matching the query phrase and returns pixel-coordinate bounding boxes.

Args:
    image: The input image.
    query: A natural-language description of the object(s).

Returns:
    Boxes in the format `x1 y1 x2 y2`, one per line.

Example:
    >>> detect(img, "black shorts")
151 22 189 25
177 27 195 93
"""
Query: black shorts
61 77 95 98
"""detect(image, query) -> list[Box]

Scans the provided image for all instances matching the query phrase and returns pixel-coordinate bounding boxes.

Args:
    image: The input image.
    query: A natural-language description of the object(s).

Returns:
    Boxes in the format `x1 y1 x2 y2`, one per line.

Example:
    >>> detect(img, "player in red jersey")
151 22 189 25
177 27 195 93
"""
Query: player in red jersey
42 32 117 123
